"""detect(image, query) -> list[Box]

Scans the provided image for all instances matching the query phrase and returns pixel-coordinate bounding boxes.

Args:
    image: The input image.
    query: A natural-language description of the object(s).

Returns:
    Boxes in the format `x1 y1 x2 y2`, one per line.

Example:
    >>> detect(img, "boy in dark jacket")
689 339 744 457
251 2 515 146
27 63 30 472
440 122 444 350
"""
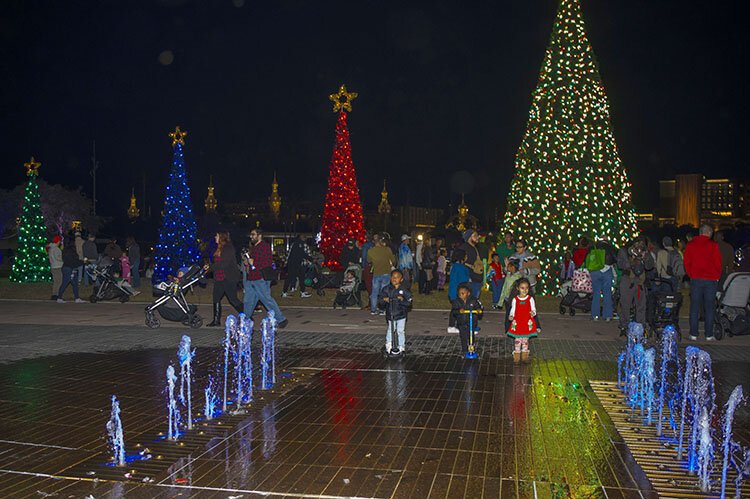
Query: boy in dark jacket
451 284 483 354
377 269 413 354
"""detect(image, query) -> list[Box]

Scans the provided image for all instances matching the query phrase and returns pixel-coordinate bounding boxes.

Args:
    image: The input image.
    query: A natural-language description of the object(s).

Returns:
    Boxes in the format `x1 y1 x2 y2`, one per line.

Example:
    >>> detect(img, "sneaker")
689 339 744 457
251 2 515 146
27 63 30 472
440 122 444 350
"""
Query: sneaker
604 318 612 322
705 336 716 341
379 310 386 316
371 310 379 315
74 298 86 303
447 327 459 334
300 292 312 298
592 316 600 321
398 346 406 354
689 335 698 341
56 298 66 303
277 319 289 329
281 292 290 298
385 343 392 352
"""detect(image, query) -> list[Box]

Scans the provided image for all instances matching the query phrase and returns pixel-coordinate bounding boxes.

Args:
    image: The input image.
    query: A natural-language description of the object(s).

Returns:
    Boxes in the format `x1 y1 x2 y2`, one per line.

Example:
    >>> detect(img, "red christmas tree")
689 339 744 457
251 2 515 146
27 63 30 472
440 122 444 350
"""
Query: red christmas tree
320 85 366 269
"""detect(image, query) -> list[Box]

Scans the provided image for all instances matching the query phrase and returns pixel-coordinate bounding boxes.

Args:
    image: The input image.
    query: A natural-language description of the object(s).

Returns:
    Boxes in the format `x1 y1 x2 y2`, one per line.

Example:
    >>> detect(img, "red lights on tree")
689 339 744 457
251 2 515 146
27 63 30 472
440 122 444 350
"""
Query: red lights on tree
320 85 366 269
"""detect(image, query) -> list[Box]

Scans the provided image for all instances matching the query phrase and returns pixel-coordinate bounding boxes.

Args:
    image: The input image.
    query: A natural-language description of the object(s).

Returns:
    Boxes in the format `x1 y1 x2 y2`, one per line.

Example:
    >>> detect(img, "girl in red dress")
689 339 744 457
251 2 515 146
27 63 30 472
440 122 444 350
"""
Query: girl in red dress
507 278 538 363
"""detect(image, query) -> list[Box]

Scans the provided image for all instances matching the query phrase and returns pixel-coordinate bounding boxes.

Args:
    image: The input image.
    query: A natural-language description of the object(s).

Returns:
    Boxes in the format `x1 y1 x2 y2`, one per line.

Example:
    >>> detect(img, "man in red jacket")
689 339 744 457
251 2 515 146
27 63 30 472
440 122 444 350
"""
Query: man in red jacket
683 224 722 340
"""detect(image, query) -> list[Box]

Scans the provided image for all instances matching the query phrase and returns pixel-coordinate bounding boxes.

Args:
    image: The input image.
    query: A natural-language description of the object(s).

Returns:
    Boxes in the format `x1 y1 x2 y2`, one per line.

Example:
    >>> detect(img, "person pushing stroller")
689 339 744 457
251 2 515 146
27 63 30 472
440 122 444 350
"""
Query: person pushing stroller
377 269 413 355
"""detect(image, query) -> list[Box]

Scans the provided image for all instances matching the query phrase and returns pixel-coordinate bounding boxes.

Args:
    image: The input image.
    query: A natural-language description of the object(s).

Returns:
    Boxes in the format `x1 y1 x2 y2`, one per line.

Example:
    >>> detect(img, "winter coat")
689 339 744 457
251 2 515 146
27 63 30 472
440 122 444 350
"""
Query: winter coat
509 251 541 287
398 243 414 270
48 244 63 269
448 262 470 301
451 295 483 331
377 284 413 321
421 246 435 270
340 244 361 269
684 235 722 281
459 242 482 282
287 239 311 268
211 242 241 282
62 245 84 268
82 240 98 261
127 242 141 263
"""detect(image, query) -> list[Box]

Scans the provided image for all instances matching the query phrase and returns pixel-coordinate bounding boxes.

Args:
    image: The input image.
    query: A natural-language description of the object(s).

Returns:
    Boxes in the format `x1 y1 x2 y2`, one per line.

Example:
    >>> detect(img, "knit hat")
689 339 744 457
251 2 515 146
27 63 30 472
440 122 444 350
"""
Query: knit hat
463 230 475 242
52 235 62 245
662 236 673 248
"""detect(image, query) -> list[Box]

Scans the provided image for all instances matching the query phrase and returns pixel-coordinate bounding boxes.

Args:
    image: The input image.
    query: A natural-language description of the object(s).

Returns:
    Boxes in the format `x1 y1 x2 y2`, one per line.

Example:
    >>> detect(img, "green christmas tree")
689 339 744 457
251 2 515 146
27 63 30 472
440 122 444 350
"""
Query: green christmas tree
10 157 52 283
501 0 638 294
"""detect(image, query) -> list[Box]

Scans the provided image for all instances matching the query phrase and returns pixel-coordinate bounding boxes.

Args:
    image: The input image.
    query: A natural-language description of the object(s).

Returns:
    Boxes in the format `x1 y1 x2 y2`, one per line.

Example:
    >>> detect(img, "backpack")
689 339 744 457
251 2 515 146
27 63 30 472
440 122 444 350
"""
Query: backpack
585 248 606 272
666 250 684 278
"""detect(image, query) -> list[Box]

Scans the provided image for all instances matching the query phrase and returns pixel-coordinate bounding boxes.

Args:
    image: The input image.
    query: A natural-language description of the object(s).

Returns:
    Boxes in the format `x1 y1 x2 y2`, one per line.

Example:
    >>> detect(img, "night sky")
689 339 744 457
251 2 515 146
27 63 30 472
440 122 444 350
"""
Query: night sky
2 0 746 222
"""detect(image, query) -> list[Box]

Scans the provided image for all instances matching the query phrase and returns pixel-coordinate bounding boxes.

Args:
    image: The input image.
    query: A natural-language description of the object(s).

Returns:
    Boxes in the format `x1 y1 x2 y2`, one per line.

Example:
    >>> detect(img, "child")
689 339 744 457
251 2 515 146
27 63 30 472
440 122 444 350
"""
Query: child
507 278 538 363
436 248 447 291
447 249 469 333
499 261 521 308
488 253 504 309
560 251 575 283
377 269 413 354
451 283 483 354
120 252 132 284
334 270 357 309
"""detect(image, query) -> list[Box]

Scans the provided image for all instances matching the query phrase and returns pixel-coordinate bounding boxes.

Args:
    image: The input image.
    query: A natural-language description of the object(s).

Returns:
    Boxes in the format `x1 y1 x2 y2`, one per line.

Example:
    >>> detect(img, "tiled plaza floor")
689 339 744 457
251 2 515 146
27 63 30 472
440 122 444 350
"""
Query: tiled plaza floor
0 329 748 498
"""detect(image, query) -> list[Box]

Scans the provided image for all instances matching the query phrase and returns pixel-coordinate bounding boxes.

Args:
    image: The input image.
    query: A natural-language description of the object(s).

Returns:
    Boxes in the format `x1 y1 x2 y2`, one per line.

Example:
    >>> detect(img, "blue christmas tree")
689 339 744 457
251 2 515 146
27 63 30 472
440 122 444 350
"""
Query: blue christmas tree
152 126 200 283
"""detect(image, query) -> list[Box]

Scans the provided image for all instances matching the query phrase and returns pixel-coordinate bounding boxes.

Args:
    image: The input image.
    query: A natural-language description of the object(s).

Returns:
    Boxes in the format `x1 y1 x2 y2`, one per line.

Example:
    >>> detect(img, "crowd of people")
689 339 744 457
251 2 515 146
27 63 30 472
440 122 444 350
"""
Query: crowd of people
46 231 142 303
34 222 746 360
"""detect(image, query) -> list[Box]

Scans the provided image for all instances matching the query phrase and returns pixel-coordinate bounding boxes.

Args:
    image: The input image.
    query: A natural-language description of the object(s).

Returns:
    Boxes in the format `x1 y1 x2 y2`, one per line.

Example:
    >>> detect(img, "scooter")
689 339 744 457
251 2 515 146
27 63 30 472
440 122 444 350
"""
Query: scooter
383 289 406 359
462 308 482 359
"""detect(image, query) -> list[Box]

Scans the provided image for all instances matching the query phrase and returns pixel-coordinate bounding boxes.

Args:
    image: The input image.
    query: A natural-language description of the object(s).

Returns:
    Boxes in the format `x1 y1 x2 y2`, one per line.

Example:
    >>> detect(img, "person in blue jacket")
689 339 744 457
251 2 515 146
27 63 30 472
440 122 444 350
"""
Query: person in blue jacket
447 249 470 333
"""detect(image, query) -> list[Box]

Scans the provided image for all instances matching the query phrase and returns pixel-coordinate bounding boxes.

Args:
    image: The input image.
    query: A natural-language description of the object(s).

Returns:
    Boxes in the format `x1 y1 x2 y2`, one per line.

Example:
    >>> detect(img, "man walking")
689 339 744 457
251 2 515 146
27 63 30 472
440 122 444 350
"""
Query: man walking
367 234 395 315
242 228 288 328
684 224 722 341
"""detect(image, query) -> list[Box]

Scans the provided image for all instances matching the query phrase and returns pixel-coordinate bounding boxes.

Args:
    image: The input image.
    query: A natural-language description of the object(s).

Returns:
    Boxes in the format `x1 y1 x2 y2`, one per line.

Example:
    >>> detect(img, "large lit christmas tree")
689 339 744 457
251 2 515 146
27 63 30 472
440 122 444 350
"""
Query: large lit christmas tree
501 0 638 294
320 85 366 269
10 157 52 283
152 126 200 283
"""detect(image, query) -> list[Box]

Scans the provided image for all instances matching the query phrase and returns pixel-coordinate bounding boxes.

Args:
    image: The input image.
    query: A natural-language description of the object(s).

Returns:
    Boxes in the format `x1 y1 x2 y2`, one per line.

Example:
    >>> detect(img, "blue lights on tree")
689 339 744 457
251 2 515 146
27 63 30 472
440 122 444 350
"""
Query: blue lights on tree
152 126 200 283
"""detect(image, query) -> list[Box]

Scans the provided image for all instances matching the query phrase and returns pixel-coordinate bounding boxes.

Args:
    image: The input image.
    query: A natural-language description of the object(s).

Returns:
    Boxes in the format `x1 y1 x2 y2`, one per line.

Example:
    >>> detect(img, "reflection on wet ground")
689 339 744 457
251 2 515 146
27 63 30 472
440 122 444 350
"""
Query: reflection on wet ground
0 332 748 498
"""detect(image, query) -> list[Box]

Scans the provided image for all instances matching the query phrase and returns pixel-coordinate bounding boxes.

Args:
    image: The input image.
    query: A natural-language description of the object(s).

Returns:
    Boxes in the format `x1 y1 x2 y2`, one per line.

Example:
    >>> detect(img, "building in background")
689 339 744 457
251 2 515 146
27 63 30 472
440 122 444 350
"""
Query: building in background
658 174 748 228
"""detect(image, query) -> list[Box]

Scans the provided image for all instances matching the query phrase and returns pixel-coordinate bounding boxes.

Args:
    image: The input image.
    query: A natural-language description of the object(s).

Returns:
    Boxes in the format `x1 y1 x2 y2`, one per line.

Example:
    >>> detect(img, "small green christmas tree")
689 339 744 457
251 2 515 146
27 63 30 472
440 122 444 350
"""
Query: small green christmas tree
10 157 52 283
501 0 638 294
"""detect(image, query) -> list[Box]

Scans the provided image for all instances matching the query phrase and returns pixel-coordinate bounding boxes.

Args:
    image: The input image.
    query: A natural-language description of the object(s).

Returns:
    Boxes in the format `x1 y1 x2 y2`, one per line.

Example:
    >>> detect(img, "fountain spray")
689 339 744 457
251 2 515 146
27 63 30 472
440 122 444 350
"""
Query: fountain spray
697 406 715 492
688 350 715 473
678 346 700 460
223 315 237 412
166 365 180 440
720 385 745 498
261 310 277 390
177 335 195 430
106 395 125 466
204 376 218 420
641 348 656 424
657 325 680 436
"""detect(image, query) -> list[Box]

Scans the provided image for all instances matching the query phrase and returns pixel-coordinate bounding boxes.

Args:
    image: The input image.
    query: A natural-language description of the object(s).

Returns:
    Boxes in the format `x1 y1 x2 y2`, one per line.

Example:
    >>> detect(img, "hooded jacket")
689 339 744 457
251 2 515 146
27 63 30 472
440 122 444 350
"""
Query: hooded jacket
684 235 722 281
377 283 413 321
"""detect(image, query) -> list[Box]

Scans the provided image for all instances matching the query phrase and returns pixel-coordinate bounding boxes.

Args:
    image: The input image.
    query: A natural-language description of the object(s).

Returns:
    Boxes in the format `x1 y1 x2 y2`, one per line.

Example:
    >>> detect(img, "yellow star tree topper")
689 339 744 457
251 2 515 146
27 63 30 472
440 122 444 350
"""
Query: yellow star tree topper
24 157 41 176
329 84 358 113
169 126 187 146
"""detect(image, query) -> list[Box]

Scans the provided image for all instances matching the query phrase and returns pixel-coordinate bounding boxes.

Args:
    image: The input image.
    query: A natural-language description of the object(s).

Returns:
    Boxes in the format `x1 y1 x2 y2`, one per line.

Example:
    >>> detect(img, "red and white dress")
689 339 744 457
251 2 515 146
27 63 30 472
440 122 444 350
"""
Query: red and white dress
507 295 538 338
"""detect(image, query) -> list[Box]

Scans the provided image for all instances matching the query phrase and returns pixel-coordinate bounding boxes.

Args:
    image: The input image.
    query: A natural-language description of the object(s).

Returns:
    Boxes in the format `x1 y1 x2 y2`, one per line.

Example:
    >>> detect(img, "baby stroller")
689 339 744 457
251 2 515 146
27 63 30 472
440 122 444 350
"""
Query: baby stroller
646 277 682 339
559 280 592 316
333 265 362 309
304 262 326 296
145 265 207 329
87 257 135 303
713 272 750 340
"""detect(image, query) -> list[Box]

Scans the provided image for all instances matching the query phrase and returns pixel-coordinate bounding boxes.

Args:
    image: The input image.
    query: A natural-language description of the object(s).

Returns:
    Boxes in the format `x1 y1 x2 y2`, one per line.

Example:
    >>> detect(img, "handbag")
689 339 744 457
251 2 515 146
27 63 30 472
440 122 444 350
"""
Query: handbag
571 269 593 293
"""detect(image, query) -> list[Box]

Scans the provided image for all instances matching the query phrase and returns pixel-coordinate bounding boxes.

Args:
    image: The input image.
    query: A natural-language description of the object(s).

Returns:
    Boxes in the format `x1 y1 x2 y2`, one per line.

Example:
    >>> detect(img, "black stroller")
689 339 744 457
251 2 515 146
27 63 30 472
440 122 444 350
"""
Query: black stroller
713 272 750 340
333 265 363 309
646 277 683 339
87 257 135 303
145 265 207 329
304 262 327 296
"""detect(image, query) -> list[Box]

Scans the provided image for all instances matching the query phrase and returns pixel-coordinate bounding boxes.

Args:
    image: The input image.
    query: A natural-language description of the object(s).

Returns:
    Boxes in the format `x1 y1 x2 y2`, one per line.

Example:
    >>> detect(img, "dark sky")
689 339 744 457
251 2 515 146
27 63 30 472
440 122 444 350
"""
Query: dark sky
2 0 747 221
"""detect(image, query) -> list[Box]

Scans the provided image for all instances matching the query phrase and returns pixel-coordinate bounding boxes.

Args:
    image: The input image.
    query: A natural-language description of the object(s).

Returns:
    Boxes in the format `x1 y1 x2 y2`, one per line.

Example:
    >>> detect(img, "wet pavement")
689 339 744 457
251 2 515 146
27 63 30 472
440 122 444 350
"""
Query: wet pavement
0 310 749 497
